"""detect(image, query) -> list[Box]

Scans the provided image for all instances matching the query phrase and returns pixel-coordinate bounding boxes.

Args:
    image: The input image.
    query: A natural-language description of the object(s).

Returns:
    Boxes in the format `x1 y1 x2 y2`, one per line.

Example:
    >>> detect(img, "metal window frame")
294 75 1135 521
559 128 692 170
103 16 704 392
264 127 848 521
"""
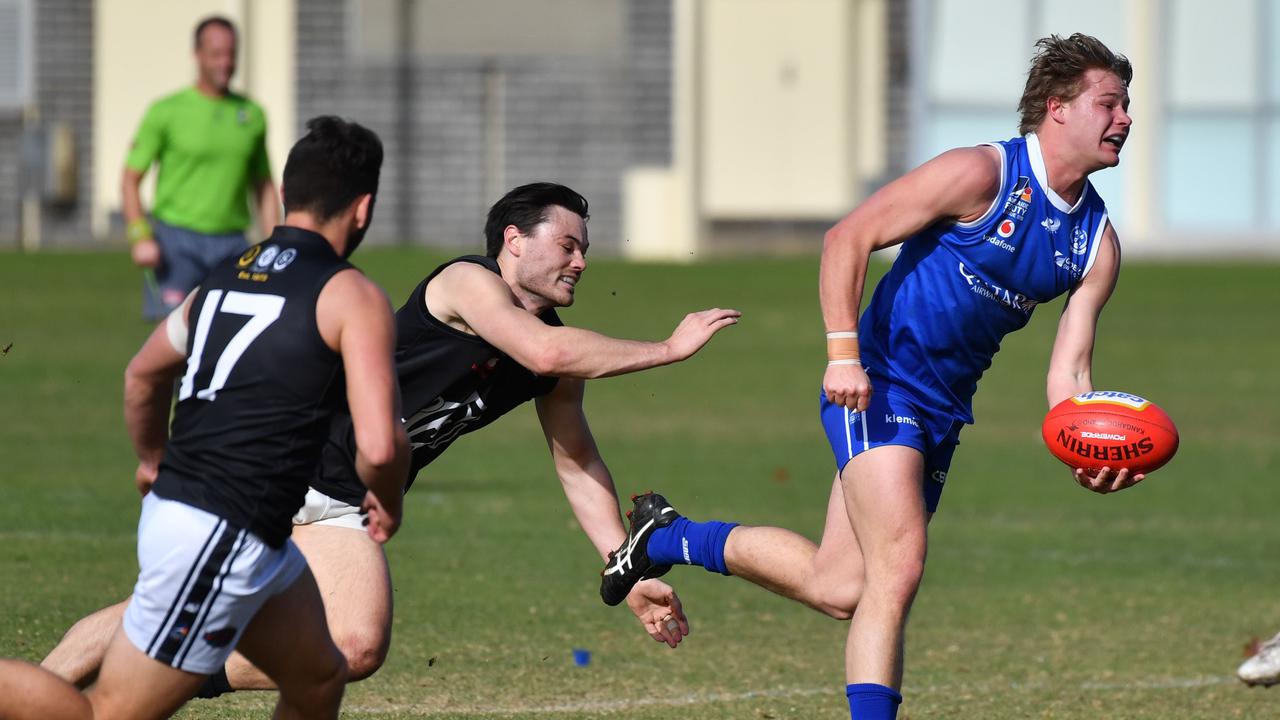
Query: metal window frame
0 0 33 112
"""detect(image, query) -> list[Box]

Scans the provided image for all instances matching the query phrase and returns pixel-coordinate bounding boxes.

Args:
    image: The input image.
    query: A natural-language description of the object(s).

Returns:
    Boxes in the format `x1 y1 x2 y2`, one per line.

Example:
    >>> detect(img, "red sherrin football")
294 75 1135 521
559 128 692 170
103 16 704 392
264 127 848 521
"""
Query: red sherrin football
1041 391 1179 476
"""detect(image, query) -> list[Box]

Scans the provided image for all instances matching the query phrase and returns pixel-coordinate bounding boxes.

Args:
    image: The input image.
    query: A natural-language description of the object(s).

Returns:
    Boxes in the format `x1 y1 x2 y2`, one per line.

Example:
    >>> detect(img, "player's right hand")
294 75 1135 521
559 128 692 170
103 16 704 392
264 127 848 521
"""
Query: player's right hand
1074 466 1144 494
131 238 162 269
626 578 689 648
824 363 872 412
360 490 402 544
134 461 158 496
664 308 741 361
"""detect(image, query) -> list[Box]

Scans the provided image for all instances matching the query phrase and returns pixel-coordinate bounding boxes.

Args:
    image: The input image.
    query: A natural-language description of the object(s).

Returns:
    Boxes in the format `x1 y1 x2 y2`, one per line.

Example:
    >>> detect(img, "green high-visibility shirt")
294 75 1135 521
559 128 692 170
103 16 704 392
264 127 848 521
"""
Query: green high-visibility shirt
125 87 272 235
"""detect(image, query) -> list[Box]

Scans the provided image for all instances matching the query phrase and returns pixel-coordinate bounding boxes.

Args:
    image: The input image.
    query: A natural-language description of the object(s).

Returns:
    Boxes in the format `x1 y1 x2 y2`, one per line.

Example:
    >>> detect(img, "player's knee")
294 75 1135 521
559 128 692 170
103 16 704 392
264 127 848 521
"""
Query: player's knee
334 630 389 681
283 648 348 711
875 556 926 607
815 576 863 620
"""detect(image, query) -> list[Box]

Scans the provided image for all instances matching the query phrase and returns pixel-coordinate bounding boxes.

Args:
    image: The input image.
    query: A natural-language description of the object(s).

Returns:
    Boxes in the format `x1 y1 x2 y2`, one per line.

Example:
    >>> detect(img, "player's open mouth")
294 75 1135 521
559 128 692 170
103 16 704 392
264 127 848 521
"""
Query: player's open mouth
559 275 578 289
1103 134 1126 150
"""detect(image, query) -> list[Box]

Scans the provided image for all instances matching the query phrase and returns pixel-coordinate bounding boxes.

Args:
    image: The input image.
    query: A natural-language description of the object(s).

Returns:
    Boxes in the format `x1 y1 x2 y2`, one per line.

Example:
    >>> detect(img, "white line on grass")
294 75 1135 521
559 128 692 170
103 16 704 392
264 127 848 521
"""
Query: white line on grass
337 674 1238 716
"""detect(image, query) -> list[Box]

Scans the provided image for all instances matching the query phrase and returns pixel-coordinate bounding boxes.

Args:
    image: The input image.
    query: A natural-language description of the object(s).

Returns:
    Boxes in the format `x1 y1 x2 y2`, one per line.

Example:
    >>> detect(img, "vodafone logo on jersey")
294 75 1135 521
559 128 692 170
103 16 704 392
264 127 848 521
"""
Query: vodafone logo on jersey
996 219 1016 238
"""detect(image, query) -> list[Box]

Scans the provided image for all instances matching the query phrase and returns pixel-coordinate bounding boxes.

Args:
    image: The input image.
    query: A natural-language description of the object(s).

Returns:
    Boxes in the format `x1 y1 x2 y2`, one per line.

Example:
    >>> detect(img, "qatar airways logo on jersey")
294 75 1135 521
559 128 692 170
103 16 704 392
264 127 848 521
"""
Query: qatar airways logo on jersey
957 263 1037 315
404 392 488 450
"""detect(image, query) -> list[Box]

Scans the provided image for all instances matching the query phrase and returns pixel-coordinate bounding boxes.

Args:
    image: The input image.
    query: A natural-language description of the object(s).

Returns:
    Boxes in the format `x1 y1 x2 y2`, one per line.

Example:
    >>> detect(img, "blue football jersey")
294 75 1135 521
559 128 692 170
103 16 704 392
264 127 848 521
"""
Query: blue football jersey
858 133 1111 423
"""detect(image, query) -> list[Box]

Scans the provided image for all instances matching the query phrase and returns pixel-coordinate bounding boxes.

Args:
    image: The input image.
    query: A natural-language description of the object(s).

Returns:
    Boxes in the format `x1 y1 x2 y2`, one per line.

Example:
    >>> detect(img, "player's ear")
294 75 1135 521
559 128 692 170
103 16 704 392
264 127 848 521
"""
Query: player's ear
1046 96 1067 125
503 224 523 257
354 193 374 230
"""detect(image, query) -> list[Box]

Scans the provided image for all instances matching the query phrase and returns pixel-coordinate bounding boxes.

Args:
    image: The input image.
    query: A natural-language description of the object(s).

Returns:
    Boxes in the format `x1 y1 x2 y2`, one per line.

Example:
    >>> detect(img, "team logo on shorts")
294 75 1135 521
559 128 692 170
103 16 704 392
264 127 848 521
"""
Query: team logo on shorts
931 470 948 484
203 627 238 648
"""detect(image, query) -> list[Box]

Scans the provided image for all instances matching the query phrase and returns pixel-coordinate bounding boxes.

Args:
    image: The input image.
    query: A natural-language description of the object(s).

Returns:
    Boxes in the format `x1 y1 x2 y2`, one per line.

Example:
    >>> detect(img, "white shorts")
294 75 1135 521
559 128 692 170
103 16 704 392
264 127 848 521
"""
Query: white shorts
123 494 308 674
291 486 367 531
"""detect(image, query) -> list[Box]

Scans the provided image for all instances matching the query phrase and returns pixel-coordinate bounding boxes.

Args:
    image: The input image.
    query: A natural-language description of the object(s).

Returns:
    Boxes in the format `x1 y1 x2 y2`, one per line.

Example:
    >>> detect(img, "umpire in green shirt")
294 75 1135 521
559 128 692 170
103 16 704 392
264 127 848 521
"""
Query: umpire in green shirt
122 16 280 320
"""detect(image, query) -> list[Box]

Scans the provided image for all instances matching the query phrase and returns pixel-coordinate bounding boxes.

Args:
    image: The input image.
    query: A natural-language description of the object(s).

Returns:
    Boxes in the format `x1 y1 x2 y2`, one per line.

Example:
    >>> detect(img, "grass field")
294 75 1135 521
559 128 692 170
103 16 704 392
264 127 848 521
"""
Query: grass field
2 249 1278 719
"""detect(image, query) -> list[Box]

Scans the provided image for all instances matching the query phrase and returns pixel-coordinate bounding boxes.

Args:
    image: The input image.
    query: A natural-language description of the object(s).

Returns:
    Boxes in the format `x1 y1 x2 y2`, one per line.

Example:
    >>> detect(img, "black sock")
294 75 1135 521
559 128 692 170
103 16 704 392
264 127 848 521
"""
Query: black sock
195 667 233 699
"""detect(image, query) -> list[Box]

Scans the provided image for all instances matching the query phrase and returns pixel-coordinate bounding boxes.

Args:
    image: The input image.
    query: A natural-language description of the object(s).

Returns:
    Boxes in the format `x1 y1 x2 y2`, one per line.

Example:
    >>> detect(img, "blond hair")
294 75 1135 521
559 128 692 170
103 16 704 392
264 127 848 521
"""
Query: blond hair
1018 33 1132 136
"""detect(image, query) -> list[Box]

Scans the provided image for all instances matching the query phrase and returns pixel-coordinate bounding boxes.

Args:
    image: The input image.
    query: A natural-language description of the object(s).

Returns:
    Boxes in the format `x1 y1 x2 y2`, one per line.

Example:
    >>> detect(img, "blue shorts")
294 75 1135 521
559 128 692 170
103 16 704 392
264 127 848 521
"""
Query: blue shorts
819 383 964 513
144 219 248 320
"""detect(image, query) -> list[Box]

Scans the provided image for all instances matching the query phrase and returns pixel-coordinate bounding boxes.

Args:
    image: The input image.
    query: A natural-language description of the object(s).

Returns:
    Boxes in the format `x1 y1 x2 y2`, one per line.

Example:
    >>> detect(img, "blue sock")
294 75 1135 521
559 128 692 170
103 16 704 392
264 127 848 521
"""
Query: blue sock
846 683 901 720
646 517 738 575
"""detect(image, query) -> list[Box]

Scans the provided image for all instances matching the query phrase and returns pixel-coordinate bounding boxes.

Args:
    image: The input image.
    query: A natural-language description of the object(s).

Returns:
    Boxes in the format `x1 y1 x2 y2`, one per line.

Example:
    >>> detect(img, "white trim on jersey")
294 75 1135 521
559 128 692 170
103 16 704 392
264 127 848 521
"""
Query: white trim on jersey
844 407 853 460
1079 213 1109 282
1026 133 1090 215
955 143 1007 230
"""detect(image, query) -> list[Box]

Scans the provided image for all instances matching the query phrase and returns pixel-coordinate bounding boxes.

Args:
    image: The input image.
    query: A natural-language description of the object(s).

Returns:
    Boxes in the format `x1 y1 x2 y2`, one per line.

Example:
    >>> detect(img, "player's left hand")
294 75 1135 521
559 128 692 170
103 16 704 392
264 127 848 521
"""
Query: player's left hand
1074 466 1144 494
626 578 689 648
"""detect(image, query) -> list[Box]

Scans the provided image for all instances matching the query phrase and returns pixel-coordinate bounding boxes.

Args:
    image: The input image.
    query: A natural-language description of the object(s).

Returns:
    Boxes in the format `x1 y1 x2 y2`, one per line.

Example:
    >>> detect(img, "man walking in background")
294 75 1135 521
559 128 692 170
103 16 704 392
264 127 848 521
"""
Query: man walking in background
123 15 279 320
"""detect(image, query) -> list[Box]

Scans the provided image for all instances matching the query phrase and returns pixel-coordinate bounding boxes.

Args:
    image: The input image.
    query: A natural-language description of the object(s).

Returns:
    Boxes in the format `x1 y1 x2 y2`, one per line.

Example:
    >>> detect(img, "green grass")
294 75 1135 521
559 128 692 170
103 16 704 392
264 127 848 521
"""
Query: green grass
2 249 1278 719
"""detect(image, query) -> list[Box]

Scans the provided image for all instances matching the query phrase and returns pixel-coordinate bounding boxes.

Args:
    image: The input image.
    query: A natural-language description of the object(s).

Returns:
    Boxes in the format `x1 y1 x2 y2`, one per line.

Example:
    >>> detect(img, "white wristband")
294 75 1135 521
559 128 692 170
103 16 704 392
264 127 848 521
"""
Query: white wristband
827 359 862 366
825 331 858 339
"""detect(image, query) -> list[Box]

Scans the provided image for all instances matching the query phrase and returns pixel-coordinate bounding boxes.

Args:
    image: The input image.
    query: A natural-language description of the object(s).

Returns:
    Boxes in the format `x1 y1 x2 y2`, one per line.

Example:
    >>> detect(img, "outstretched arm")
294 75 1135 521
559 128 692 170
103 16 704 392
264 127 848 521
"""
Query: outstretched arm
536 379 688 647
430 262 740 379
1045 223 1138 494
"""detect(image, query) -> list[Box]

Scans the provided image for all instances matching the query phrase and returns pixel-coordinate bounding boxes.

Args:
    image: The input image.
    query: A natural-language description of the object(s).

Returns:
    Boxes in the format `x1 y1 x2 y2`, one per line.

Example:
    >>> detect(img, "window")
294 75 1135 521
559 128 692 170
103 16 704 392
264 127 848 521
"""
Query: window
0 0 32 111
920 0 1128 226
350 0 622 60
1164 0 1277 230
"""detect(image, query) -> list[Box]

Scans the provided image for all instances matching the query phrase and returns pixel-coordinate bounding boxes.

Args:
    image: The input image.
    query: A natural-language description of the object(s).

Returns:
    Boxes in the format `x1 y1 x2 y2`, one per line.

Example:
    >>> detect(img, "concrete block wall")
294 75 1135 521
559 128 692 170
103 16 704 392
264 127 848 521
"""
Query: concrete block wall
296 0 673 253
0 0 94 248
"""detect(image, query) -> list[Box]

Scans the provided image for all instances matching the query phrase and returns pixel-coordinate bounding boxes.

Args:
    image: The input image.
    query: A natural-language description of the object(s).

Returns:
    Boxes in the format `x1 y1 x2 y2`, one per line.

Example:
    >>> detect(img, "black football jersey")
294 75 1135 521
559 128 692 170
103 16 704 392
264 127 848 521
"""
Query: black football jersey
152 227 355 547
310 255 561 505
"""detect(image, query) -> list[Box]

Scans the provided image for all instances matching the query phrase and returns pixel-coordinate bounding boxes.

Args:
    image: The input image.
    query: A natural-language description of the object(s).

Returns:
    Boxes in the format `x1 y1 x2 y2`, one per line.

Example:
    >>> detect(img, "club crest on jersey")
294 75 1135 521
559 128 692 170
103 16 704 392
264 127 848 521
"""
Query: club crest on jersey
255 245 280 269
1071 226 1089 255
272 248 297 272
1003 176 1033 220
237 245 261 268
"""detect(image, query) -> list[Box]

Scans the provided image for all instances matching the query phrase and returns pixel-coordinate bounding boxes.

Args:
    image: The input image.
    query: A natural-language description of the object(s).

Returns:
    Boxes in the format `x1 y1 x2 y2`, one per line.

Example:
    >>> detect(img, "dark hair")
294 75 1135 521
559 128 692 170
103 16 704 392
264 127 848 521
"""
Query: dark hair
1018 33 1132 136
484 183 590 258
194 16 237 49
282 116 384 222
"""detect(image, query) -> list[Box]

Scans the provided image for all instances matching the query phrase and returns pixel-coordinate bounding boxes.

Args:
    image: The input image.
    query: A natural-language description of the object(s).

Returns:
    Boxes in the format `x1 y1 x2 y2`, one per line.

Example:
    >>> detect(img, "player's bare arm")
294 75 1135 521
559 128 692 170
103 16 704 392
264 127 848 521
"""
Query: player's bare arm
535 378 689 648
1043 223 1137 493
820 146 1004 411
318 269 410 543
122 293 194 494
430 262 740 378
